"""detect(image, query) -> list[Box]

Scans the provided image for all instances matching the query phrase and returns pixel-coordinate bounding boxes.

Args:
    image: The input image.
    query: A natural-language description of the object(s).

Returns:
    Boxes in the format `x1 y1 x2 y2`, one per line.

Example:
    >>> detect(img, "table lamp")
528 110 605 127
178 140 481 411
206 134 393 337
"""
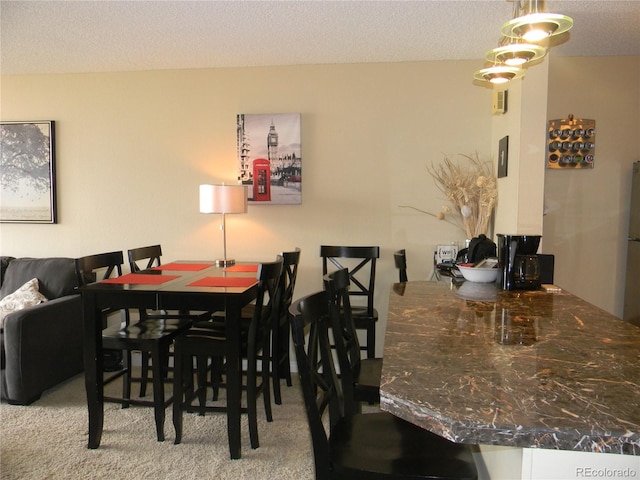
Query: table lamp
199 184 248 266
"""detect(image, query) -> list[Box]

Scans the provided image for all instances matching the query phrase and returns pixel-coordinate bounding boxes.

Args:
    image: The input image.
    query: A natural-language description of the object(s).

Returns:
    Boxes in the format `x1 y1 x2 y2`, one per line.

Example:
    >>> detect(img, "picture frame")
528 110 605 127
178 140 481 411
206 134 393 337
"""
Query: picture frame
237 113 301 205
498 135 509 178
1 121 57 223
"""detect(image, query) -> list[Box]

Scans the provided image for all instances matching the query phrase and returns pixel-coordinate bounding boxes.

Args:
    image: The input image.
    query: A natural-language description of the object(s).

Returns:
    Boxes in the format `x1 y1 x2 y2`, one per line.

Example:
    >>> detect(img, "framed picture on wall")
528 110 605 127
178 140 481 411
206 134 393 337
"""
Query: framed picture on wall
237 113 301 205
1 121 57 223
498 135 509 178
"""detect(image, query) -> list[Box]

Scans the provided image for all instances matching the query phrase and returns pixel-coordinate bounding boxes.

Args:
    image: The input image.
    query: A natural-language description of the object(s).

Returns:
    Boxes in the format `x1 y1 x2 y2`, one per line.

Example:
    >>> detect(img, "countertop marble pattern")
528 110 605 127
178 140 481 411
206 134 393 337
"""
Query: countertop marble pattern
381 281 640 455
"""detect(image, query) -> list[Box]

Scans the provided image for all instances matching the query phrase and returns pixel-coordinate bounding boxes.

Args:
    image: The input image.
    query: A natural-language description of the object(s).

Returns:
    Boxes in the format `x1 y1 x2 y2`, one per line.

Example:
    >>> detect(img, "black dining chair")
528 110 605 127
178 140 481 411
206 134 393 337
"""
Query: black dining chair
127 244 211 397
128 244 163 396
128 244 163 273
394 249 408 283
289 290 478 480
271 248 301 405
172 258 283 449
320 245 379 359
324 268 381 414
199 248 300 408
75 251 131 387
76 251 194 442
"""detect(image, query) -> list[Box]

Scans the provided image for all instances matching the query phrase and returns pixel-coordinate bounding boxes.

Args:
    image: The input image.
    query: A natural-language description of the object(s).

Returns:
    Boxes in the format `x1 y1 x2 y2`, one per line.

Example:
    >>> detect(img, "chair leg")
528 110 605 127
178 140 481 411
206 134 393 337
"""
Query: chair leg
247 352 259 449
366 323 376 359
140 351 150 397
209 357 222 401
262 340 273 423
151 347 165 442
172 347 184 445
159 348 170 379
272 323 292 405
272 379 282 406
196 355 208 415
122 349 132 408
271 326 283 406
281 327 292 387
283 360 292 387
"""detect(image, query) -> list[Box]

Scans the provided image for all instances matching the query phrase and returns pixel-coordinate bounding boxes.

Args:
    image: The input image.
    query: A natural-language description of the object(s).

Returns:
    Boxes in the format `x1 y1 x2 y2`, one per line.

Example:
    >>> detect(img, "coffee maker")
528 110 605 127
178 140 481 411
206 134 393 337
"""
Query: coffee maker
497 234 542 290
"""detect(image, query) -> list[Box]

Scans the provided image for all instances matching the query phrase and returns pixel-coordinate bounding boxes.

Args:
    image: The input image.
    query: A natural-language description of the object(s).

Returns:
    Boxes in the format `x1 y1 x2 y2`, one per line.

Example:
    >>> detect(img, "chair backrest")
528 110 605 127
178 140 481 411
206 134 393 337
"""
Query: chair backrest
324 268 362 416
394 249 408 283
75 251 129 326
248 258 284 353
75 251 124 286
289 290 343 480
128 244 162 272
278 248 301 318
320 245 379 315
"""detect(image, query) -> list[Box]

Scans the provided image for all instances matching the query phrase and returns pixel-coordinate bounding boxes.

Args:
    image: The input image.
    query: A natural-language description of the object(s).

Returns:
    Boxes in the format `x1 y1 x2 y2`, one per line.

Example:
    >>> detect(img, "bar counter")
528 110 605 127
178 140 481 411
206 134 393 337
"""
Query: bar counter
381 280 640 464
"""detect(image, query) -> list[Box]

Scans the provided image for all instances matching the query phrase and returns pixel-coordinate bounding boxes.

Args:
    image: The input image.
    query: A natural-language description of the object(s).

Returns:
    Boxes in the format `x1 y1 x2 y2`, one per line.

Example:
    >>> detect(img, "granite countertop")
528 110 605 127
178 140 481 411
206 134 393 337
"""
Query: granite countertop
381 281 640 455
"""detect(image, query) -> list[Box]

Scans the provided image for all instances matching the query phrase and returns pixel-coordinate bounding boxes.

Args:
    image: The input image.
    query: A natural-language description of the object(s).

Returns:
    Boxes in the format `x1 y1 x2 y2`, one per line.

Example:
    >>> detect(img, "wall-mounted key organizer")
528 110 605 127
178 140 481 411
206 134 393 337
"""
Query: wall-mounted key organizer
547 114 595 169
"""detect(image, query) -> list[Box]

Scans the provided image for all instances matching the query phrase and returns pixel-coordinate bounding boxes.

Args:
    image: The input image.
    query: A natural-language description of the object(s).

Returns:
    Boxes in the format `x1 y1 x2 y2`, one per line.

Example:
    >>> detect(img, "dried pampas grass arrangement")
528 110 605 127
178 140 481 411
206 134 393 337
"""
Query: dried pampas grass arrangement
428 152 497 239
400 152 497 239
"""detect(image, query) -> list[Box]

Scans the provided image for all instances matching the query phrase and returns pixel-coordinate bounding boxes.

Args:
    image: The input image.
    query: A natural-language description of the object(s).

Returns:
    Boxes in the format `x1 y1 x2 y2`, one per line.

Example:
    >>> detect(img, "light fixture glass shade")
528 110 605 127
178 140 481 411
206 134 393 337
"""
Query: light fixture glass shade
501 12 573 42
473 65 524 84
199 184 248 214
485 43 546 66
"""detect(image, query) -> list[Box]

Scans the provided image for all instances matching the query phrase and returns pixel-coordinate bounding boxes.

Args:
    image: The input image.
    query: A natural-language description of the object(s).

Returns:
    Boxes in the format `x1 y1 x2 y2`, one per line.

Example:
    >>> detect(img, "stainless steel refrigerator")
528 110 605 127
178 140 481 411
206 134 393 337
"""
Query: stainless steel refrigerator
624 161 640 326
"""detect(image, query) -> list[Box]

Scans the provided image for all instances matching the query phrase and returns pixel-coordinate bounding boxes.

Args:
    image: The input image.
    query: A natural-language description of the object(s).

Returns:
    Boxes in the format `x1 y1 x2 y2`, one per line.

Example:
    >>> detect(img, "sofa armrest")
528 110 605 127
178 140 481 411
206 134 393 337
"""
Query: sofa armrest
1 294 83 404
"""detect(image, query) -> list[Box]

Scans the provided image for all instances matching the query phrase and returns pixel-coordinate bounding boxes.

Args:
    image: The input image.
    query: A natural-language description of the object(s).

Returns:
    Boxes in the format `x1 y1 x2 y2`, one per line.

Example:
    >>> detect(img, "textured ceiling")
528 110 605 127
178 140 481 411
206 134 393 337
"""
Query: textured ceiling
1 0 639 75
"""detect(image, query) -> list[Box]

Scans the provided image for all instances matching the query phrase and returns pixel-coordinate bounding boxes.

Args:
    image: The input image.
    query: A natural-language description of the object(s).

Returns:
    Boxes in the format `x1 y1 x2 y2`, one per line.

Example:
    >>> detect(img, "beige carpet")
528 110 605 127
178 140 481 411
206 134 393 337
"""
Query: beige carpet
0 371 315 480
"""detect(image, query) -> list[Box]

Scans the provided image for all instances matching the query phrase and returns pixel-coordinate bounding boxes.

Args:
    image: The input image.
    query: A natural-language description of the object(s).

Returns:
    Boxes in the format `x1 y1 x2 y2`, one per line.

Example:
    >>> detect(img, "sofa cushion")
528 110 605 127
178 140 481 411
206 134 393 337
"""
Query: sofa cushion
0 258 78 300
0 278 48 328
0 257 15 289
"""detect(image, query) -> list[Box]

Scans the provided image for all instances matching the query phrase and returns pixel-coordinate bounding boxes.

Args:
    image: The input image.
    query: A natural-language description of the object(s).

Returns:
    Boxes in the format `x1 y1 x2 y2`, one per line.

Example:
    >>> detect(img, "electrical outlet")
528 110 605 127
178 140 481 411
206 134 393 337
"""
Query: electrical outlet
435 245 458 264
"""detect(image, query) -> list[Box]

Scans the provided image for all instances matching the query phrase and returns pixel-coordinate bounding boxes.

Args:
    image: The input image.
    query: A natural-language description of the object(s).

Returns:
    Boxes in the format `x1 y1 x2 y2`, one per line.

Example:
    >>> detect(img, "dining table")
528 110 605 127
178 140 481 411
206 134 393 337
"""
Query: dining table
381 279 640 480
80 260 261 459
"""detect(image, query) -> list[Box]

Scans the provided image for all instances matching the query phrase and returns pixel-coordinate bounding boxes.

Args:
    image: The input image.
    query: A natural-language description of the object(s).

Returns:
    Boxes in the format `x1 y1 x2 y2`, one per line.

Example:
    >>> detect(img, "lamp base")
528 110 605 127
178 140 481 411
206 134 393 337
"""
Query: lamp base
215 259 235 267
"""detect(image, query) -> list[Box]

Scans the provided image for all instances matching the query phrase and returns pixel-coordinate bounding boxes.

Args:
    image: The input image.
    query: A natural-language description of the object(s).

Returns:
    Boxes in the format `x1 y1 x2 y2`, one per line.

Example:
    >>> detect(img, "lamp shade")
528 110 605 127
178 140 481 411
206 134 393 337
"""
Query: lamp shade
199 184 248 214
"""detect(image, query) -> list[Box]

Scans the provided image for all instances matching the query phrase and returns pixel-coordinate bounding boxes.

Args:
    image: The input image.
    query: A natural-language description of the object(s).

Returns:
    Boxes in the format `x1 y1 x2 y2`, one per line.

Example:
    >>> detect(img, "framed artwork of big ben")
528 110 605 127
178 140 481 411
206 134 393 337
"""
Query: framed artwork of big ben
237 113 301 205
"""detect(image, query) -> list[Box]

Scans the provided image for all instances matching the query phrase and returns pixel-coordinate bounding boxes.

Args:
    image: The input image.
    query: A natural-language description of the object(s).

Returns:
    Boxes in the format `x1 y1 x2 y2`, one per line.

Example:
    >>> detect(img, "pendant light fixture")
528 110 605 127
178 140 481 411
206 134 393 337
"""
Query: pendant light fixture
501 0 573 42
485 40 546 67
473 0 571 85
473 64 524 84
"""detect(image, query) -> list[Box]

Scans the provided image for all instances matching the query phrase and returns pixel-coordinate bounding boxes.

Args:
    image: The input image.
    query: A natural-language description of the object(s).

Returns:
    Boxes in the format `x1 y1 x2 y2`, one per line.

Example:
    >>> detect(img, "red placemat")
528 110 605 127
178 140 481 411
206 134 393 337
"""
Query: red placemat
188 277 257 288
101 273 180 285
152 263 211 271
224 264 259 273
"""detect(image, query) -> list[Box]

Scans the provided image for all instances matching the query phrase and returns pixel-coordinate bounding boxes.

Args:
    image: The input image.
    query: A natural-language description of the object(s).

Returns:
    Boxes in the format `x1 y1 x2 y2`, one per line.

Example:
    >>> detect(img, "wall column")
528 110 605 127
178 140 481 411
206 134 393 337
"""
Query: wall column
492 58 549 237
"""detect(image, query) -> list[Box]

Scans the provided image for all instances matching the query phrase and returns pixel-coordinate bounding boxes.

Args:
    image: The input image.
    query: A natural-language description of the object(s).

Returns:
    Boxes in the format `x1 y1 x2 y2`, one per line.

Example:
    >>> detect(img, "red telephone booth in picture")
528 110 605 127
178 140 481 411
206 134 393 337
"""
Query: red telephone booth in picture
253 159 271 202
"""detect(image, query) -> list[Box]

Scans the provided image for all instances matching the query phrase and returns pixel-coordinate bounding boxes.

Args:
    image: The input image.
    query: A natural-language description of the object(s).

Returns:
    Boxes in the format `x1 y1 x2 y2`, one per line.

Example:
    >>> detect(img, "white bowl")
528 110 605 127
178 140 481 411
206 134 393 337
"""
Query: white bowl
457 264 499 283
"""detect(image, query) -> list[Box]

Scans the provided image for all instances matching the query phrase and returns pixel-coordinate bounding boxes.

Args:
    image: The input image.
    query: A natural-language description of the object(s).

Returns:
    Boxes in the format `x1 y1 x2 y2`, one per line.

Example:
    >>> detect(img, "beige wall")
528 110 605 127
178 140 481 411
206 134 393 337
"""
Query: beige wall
2 56 638 350
544 56 640 316
0 61 493 355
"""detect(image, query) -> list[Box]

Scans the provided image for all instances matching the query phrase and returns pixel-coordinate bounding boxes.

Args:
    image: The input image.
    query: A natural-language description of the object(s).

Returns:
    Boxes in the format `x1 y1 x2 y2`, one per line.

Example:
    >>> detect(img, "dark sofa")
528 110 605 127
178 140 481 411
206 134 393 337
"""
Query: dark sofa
0 257 83 405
